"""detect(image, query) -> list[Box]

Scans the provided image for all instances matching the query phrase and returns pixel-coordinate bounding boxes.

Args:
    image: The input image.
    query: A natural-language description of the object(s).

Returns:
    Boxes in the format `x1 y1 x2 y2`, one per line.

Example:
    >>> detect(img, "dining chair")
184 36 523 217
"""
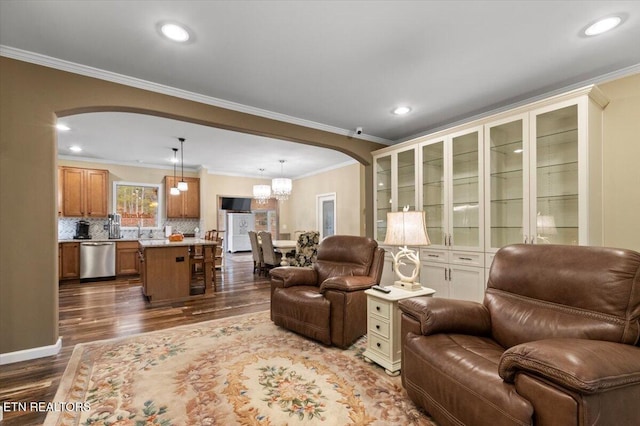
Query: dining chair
285 230 319 267
258 231 282 271
248 231 264 275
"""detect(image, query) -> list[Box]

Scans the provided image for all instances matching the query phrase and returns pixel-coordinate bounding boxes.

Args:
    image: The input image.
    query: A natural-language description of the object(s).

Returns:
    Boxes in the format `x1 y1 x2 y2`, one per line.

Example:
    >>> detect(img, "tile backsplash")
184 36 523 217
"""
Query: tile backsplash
58 217 203 240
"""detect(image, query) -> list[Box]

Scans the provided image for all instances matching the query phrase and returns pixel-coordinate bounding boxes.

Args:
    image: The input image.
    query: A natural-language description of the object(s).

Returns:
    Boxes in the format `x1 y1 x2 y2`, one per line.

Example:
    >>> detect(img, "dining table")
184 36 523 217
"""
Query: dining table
272 239 297 253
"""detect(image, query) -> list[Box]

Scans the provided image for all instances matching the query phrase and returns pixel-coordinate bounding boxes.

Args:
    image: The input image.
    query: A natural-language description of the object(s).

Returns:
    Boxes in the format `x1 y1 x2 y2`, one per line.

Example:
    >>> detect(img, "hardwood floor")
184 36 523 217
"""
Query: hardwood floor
0 252 271 425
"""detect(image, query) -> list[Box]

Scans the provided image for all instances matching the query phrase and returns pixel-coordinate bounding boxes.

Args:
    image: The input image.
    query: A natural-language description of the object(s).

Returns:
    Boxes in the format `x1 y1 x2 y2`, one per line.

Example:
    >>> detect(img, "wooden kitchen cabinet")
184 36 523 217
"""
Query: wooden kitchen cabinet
116 241 139 275
165 176 200 218
60 167 109 217
59 242 80 280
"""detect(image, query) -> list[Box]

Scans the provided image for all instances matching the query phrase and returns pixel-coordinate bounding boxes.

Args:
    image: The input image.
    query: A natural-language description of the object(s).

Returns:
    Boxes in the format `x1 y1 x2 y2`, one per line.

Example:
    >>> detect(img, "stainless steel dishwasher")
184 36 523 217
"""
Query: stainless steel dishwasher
80 241 116 281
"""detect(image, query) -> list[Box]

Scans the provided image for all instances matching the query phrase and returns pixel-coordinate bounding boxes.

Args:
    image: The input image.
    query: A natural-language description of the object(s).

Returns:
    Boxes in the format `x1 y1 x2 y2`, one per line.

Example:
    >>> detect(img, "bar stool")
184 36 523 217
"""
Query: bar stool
189 245 206 295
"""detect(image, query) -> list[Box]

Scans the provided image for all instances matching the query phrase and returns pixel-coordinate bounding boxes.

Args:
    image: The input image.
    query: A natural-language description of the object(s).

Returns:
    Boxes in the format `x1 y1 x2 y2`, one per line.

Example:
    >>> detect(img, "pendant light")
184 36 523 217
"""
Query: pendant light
272 160 292 201
170 148 180 195
253 168 271 204
177 137 188 191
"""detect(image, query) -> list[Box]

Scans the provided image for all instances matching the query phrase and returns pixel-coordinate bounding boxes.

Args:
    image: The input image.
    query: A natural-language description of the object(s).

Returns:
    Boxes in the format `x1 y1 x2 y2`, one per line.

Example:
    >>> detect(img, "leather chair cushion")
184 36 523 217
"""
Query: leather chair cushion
271 286 331 345
487 244 640 348
314 236 377 283
403 333 533 426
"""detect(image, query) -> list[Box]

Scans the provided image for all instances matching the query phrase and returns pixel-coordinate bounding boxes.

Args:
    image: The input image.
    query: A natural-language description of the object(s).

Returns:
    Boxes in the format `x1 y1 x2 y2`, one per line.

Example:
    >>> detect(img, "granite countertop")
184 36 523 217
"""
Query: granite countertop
58 238 141 243
59 237 217 247
138 237 218 247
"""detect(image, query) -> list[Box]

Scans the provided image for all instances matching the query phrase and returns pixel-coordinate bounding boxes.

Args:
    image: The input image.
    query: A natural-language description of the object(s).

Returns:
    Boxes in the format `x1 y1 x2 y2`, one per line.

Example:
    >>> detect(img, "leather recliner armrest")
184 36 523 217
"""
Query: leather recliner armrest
269 266 318 288
499 338 640 394
398 297 491 336
319 275 377 293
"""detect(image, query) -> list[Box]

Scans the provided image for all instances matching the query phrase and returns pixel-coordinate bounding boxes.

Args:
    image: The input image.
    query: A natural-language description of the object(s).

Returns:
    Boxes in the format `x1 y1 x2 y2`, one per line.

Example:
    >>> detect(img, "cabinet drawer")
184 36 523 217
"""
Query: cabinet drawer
450 251 484 267
368 298 391 320
116 241 139 250
369 334 391 357
369 317 390 338
421 248 449 263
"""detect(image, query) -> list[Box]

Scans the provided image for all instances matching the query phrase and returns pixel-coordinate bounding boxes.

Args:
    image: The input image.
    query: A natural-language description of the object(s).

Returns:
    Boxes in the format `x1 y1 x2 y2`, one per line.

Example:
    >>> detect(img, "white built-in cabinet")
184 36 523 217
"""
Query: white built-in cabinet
373 86 607 303
375 147 417 241
419 126 485 302
485 95 604 255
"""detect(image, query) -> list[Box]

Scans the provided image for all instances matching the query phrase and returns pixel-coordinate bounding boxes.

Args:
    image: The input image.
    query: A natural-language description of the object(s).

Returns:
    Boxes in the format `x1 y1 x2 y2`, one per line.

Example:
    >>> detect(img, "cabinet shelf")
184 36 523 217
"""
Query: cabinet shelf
491 197 524 203
423 159 444 167
490 139 524 154
452 176 479 186
491 169 523 179
537 128 577 147
537 161 578 173
537 194 578 202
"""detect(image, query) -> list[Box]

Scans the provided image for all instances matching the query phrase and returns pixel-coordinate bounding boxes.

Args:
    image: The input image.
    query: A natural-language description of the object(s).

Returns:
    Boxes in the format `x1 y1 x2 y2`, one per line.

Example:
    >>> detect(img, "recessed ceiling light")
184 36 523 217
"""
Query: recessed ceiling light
160 23 191 42
56 123 70 131
69 145 82 152
584 16 621 36
393 106 412 115
513 148 524 154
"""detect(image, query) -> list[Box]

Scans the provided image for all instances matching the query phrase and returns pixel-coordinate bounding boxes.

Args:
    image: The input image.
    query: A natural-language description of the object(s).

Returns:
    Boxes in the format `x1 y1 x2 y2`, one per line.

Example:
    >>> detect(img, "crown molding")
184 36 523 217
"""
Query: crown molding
1 46 393 145
58 155 198 172
201 159 358 179
396 62 640 144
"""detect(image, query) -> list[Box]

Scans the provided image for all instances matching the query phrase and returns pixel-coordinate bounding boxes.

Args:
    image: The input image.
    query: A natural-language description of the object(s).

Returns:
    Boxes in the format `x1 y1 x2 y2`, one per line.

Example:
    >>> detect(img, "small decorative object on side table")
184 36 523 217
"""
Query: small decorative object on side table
384 207 431 291
363 285 435 376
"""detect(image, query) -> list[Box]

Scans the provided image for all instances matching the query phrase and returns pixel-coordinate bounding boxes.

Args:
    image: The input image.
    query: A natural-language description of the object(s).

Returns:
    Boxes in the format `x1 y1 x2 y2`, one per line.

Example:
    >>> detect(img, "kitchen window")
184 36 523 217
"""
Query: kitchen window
113 182 162 228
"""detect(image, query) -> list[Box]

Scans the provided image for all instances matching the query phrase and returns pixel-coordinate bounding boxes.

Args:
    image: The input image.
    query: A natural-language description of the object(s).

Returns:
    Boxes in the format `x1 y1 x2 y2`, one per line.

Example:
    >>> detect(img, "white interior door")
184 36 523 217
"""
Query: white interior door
317 193 336 240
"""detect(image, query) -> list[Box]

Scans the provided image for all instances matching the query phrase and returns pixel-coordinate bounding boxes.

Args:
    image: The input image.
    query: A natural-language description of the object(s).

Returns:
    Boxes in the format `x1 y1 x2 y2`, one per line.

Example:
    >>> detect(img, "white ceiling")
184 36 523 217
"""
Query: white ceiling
55 112 355 178
2 1 639 176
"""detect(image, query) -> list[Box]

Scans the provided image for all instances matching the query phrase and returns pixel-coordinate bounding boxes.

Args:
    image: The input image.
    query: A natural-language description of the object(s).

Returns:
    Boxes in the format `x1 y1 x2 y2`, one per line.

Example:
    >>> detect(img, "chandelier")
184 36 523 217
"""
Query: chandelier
253 168 271 204
272 160 292 201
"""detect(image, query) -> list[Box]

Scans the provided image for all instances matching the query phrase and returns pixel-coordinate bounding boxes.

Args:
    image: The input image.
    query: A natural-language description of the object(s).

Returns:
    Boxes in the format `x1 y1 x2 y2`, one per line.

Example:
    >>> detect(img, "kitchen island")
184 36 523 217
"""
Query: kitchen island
138 238 218 303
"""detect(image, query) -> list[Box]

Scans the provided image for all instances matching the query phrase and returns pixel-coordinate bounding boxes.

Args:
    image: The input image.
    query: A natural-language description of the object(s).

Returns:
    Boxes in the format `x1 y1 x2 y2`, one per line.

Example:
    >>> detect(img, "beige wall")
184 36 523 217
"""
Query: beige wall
2 55 639 358
599 73 640 252
0 57 382 356
280 162 364 236
200 172 270 230
59 159 361 237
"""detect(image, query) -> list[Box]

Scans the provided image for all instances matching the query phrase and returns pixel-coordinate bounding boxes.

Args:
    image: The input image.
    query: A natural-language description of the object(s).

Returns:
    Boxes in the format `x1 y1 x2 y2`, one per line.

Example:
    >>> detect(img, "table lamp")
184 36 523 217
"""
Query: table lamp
384 207 431 291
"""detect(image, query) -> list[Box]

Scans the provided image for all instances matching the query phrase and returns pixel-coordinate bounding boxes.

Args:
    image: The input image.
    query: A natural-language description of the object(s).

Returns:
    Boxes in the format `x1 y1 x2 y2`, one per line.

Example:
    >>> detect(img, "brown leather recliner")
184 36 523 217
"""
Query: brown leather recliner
270 235 384 348
399 244 640 426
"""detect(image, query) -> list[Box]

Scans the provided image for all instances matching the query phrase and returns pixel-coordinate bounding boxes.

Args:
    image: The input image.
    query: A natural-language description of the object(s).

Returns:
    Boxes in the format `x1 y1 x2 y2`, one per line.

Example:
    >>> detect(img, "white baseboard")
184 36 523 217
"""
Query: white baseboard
0 338 62 365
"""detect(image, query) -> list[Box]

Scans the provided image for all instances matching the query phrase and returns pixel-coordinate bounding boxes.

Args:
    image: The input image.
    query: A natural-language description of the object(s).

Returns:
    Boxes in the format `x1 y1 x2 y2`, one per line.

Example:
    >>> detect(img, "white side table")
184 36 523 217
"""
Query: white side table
363 285 435 376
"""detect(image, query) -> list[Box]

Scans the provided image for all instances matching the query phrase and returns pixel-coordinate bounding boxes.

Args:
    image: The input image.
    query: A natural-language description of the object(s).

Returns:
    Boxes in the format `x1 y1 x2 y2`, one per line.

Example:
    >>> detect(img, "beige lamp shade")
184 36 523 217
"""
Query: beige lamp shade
384 210 431 247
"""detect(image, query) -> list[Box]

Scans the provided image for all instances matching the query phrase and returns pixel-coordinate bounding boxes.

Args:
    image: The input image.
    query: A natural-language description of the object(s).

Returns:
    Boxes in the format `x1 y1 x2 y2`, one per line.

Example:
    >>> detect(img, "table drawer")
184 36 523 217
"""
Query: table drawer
369 317 390 338
368 334 391 357
368 298 391 320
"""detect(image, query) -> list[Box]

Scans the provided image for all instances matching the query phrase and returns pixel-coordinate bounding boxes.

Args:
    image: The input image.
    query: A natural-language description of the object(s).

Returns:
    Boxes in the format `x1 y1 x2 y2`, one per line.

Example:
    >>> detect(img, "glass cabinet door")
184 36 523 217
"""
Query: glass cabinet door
450 130 482 249
375 155 392 241
533 104 578 245
422 141 446 246
487 117 527 249
397 149 416 211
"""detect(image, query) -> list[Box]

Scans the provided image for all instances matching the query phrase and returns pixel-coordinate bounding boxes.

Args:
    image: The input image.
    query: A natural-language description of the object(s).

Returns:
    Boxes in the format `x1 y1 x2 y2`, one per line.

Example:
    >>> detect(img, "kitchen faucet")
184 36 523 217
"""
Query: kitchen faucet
137 223 141 238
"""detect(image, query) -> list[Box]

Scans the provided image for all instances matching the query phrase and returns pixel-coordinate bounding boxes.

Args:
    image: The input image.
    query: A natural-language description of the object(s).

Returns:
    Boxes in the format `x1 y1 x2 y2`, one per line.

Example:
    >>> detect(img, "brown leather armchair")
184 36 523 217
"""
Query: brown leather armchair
270 235 384 348
399 244 640 426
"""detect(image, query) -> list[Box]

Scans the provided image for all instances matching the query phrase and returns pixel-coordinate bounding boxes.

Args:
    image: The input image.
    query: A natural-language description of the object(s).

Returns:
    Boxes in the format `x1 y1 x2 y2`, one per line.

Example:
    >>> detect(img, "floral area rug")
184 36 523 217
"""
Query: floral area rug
45 311 435 425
